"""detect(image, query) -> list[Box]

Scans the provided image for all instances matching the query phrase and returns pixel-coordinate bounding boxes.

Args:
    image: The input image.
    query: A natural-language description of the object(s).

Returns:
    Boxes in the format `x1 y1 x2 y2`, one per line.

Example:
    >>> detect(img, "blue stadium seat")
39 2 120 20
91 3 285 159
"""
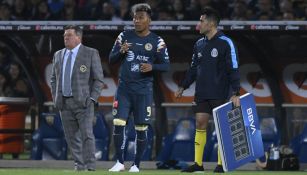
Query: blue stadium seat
156 118 196 162
124 119 154 161
31 111 111 160
31 113 67 160
169 118 196 161
93 111 110 160
290 135 301 155
292 124 307 163
260 117 280 151
205 130 218 162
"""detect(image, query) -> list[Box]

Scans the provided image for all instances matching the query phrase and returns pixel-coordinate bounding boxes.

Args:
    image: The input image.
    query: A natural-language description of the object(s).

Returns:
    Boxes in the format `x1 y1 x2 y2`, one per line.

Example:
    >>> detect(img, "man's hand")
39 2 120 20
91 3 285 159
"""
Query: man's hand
120 40 132 54
230 95 240 107
175 87 184 98
140 63 152 72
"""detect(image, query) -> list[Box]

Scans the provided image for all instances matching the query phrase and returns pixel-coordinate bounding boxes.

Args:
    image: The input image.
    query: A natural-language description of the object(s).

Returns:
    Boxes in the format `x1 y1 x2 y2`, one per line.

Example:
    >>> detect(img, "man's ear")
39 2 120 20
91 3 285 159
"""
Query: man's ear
209 20 216 28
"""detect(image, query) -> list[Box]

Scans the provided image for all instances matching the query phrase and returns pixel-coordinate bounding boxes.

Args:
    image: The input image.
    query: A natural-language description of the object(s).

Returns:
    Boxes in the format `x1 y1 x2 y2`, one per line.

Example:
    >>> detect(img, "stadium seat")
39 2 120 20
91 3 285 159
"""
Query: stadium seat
157 118 196 162
30 113 67 160
291 124 307 163
169 118 195 161
290 135 301 155
123 119 154 161
93 111 110 160
205 130 218 162
31 111 111 160
260 117 280 151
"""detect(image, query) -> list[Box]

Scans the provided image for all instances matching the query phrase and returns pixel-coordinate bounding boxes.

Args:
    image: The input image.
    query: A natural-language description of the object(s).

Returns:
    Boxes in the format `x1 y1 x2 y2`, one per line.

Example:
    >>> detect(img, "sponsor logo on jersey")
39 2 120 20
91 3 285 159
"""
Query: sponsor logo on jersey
126 51 134 61
136 55 149 62
131 63 140 72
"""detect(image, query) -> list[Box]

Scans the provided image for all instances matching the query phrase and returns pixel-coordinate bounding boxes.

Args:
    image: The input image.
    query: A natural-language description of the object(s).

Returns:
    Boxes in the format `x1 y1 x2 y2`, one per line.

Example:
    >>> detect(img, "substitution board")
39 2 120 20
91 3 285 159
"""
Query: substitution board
213 93 264 172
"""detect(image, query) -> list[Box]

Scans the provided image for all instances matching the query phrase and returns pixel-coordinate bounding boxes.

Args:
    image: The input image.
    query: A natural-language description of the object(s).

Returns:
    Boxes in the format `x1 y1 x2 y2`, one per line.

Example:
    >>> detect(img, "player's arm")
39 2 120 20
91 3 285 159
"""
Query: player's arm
175 44 198 98
140 37 170 72
153 37 170 72
225 38 240 106
109 32 131 64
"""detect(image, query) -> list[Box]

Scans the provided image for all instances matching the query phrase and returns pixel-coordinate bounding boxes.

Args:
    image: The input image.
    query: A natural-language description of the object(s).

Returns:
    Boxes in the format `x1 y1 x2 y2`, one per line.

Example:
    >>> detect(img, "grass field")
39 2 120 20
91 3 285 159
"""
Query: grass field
0 169 306 175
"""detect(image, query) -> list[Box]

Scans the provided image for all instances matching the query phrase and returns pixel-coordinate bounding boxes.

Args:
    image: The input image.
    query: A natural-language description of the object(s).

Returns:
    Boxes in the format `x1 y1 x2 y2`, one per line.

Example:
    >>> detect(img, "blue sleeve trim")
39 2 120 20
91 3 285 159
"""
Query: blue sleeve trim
219 36 238 68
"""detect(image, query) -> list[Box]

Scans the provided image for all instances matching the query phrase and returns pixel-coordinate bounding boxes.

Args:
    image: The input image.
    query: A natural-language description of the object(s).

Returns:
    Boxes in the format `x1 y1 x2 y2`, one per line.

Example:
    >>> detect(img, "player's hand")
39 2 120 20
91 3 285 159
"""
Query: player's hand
140 63 152 72
230 95 240 107
175 87 184 98
120 40 131 54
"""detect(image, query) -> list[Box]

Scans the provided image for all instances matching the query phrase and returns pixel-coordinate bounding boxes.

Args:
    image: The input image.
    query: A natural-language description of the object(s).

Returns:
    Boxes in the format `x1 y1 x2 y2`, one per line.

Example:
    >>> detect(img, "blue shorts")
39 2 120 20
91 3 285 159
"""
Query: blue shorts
112 89 152 125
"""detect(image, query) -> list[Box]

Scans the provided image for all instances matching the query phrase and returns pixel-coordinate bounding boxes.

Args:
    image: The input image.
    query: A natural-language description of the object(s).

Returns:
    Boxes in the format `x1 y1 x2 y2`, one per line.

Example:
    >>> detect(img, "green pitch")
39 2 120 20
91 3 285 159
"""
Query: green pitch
0 169 306 175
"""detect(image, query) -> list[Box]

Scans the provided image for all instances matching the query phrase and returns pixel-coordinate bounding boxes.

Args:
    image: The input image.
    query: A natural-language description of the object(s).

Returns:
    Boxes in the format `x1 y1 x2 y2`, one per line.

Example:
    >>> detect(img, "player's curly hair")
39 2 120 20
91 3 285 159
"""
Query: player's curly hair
131 3 152 17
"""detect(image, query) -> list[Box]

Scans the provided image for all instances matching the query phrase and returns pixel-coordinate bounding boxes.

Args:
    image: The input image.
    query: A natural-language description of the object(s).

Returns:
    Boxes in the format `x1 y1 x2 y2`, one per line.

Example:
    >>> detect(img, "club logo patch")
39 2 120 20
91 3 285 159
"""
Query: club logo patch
211 48 218 57
80 65 87 72
112 109 117 116
145 43 152 51
45 115 54 125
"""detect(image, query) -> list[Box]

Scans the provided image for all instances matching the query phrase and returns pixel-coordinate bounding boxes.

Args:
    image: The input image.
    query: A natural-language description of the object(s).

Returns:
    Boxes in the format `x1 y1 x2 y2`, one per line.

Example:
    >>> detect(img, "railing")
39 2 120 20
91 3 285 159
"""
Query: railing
0 21 306 31
43 101 307 108
0 97 33 134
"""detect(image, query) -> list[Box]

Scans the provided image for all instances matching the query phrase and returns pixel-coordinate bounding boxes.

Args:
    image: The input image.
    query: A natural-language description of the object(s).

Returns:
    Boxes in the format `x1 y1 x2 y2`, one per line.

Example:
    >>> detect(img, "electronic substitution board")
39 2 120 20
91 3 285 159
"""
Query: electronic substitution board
213 93 264 172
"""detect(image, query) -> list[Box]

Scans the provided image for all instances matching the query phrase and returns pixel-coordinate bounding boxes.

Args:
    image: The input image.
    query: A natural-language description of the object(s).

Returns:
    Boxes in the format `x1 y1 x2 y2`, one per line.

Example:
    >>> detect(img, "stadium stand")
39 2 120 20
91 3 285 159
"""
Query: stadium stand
93 111 110 161
0 0 306 21
205 130 218 162
260 117 281 152
31 111 110 160
156 118 195 162
291 124 307 163
30 112 67 160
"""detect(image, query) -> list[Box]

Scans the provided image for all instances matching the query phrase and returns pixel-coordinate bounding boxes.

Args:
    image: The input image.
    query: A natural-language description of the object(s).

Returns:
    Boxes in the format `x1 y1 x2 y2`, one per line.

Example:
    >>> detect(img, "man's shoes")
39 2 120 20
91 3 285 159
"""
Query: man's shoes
74 163 85 171
129 165 140 172
213 165 224 173
109 161 125 172
181 162 204 172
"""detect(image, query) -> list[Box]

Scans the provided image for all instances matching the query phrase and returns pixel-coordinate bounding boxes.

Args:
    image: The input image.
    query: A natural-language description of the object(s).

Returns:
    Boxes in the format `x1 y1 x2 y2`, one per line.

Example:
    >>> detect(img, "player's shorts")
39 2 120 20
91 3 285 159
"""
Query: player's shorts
112 89 152 125
192 99 227 115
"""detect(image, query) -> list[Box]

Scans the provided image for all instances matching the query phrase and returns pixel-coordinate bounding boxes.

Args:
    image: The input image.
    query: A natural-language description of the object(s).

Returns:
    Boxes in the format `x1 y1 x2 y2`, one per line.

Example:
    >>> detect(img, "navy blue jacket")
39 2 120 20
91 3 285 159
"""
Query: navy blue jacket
180 31 240 101
109 30 170 94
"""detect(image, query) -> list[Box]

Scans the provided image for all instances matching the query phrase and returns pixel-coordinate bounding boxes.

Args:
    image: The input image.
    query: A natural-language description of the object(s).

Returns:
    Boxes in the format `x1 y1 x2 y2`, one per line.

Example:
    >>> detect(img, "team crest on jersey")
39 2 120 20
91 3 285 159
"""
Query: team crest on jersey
145 43 153 51
112 109 117 116
80 65 87 72
211 48 218 57
45 115 54 125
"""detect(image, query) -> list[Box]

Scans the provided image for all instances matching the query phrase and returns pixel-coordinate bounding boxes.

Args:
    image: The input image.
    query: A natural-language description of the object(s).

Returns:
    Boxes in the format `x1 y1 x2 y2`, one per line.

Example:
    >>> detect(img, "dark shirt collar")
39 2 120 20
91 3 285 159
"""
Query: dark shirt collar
204 30 223 41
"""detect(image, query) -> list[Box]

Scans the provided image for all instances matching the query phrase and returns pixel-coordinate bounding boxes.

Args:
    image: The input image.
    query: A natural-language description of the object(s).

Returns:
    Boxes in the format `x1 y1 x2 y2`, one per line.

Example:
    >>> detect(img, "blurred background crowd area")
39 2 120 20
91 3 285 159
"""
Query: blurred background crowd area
0 46 31 98
0 0 306 21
